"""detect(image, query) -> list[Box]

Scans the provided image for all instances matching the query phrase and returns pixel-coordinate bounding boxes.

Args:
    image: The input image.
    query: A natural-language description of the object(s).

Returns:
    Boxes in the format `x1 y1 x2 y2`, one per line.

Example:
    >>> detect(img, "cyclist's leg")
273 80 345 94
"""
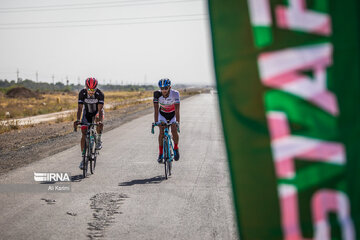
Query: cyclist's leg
81 128 86 152
80 110 91 155
95 109 104 149
170 116 178 145
157 112 167 162
79 111 91 169
169 114 180 160
95 108 104 133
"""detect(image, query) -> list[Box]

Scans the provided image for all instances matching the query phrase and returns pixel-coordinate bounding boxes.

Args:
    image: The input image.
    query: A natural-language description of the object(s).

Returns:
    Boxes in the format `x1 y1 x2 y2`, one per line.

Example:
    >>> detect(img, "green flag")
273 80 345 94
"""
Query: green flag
208 0 360 239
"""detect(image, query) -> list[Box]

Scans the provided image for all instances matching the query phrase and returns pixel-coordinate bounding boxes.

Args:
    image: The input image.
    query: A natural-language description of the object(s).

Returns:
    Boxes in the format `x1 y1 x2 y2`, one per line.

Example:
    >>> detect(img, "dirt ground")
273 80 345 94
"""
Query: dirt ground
6 87 43 99
0 101 154 175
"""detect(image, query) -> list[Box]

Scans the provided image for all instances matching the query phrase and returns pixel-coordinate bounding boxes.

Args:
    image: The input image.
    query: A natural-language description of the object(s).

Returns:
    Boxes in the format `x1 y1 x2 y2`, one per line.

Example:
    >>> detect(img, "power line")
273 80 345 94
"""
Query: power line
0 13 207 26
0 17 208 30
0 0 150 10
0 0 201 13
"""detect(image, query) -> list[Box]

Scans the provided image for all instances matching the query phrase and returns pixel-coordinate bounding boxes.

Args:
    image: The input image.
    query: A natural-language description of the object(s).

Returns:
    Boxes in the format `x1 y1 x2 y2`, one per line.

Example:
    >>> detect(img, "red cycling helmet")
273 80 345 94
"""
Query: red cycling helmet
85 77 98 89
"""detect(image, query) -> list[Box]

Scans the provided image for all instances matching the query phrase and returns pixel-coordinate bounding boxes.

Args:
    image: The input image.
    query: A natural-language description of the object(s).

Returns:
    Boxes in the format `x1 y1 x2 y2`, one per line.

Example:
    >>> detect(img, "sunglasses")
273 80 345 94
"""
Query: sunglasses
160 87 169 90
87 88 96 92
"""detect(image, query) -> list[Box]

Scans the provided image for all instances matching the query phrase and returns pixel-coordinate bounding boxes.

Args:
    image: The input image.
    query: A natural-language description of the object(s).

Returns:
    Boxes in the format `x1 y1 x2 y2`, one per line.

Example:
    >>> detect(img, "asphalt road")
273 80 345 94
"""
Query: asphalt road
0 93 238 240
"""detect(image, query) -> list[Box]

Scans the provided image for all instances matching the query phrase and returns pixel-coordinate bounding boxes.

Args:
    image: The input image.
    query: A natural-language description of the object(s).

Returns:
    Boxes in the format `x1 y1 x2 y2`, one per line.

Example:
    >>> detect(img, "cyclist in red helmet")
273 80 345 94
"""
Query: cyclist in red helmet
74 77 105 169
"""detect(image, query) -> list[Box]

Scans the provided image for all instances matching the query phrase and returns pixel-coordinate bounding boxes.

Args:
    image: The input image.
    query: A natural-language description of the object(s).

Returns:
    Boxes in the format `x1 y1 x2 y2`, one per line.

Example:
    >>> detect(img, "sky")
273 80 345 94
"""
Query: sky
0 0 215 86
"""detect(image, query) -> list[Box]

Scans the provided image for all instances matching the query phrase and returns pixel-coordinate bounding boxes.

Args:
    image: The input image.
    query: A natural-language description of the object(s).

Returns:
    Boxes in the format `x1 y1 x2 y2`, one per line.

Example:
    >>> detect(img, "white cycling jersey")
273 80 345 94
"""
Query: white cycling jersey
153 89 180 113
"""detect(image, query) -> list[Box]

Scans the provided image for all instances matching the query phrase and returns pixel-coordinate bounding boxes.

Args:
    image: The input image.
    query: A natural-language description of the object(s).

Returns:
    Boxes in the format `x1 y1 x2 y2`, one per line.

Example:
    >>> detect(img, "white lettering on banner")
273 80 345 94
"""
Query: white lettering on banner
267 111 345 179
247 1 356 239
247 0 272 26
247 0 331 47
258 43 338 115
267 112 353 239
312 190 355 240
276 0 331 35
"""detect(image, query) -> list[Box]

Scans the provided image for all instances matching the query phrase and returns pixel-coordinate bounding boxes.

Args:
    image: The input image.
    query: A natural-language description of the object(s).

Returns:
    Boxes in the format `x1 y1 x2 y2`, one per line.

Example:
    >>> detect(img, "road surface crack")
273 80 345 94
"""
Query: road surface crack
87 192 128 239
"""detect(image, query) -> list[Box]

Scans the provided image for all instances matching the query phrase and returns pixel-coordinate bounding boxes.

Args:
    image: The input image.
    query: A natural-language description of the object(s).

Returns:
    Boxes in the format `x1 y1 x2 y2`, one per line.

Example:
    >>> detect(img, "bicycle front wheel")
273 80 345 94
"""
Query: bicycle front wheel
90 151 96 174
163 138 169 179
168 159 172 176
89 135 96 174
168 137 172 176
82 142 88 178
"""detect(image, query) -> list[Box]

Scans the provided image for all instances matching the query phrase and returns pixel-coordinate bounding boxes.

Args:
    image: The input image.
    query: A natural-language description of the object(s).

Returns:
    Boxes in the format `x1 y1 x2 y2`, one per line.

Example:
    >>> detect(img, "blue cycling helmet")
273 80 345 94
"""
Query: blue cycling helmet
158 78 171 88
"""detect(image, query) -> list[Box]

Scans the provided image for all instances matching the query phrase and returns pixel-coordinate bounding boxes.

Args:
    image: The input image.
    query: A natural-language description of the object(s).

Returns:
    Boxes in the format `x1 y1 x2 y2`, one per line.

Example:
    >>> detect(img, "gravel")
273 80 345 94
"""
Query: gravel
0 102 153 176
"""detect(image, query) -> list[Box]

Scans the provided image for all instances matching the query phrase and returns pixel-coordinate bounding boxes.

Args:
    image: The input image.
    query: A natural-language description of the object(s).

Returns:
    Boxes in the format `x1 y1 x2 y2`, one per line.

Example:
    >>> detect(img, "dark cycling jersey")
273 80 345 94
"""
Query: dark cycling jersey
78 88 105 115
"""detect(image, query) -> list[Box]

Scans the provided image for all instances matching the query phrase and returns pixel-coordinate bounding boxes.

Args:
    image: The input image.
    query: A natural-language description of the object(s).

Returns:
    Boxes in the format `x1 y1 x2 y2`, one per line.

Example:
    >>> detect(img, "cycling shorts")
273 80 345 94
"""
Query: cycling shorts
81 108 105 130
158 110 176 124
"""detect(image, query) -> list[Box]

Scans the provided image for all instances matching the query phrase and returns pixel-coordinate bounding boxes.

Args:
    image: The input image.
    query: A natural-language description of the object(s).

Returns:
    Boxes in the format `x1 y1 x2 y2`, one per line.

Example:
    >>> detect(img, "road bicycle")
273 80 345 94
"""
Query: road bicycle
75 122 99 178
151 121 180 179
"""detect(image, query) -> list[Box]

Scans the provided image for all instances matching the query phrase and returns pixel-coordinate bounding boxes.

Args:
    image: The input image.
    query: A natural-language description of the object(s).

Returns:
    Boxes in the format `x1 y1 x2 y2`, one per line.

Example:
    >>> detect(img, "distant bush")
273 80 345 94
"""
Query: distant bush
0 79 157 93
6 87 43 99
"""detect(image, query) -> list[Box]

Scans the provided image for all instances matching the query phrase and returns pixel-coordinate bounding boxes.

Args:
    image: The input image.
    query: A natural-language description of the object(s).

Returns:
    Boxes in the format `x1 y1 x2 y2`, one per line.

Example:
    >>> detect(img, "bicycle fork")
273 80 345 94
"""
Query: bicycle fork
163 137 168 160
163 135 173 161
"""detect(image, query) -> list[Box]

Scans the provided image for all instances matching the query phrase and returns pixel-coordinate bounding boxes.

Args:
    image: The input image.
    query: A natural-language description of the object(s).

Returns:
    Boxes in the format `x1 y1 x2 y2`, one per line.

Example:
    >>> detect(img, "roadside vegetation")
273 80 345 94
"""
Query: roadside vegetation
0 79 209 134
0 78 156 92
0 89 154 121
0 91 77 120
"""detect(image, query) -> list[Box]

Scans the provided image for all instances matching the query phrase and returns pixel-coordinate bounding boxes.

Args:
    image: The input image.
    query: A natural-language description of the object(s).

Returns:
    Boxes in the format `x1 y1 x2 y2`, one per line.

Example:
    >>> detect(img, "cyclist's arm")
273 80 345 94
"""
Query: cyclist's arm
76 104 83 121
153 90 161 123
98 104 104 122
154 102 159 123
175 103 180 123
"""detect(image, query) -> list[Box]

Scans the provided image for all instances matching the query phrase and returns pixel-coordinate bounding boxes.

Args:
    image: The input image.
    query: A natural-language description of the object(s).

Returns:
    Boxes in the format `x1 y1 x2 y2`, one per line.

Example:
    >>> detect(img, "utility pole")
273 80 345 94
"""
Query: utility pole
16 68 19 83
52 74 55 91
77 76 80 90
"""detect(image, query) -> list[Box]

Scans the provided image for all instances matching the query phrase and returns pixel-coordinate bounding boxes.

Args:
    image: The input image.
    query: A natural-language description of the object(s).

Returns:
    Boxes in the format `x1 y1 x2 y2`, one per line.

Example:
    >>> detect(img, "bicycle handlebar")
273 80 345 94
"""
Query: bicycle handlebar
74 122 99 132
151 122 180 134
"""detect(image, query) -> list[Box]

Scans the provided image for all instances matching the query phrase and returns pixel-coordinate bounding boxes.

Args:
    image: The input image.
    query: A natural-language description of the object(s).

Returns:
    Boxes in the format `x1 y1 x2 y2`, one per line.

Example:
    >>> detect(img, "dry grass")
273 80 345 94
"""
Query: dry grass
106 91 152 102
55 112 77 123
0 92 78 120
0 91 153 121
0 89 203 134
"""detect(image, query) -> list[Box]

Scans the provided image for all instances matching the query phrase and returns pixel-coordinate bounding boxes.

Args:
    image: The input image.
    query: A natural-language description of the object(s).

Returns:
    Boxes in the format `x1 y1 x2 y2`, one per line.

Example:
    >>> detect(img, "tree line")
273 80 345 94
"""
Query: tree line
0 79 157 92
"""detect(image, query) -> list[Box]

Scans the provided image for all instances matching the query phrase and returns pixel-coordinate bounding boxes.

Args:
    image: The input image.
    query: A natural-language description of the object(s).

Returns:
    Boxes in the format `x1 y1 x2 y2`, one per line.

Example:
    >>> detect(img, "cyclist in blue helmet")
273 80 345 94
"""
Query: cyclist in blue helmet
153 78 181 162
